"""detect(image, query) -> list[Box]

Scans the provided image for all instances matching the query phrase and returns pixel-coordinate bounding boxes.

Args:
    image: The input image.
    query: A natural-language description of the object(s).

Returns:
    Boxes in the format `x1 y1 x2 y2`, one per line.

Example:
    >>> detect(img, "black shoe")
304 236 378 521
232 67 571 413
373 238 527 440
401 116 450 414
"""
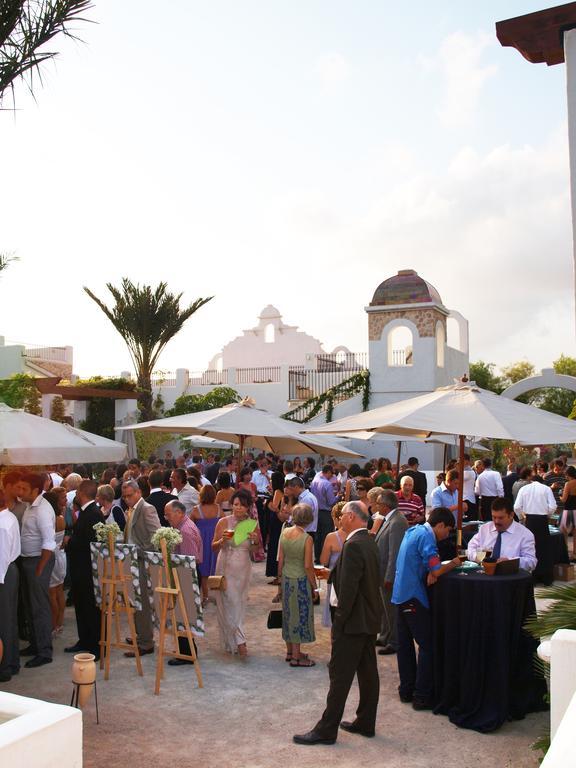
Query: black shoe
374 638 387 647
168 658 194 666
399 692 413 703
378 645 397 655
19 645 37 657
64 643 83 654
9 667 20 676
339 721 375 738
124 646 154 658
293 730 336 746
24 656 53 669
412 698 433 711
0 671 12 682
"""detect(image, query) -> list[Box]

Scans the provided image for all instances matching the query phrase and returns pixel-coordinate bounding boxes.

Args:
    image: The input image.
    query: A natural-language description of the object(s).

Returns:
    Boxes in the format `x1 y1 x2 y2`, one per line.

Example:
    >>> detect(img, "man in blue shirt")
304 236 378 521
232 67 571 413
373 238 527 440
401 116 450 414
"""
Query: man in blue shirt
430 469 467 523
392 507 459 710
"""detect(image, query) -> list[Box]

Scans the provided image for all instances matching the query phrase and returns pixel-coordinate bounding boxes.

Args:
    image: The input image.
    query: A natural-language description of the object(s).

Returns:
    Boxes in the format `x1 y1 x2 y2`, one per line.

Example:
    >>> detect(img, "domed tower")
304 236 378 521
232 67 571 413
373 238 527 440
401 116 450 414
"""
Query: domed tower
365 269 468 407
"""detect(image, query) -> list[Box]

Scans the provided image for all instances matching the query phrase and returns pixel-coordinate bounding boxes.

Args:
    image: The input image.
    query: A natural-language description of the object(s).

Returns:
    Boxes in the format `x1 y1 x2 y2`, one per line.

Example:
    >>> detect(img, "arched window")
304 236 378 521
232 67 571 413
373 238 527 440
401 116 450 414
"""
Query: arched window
446 316 460 351
387 326 413 366
335 349 346 366
264 323 275 343
436 322 445 368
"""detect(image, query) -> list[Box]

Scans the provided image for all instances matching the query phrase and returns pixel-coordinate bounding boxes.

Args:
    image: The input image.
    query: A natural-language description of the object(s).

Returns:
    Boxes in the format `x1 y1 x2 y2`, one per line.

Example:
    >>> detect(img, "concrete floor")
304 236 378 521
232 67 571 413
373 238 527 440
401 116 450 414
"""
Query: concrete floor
3 564 546 768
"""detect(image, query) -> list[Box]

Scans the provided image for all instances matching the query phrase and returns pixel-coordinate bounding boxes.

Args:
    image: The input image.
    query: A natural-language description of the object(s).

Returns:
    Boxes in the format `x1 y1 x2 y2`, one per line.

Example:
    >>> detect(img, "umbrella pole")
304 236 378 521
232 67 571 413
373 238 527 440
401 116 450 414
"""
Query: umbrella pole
457 434 465 548
237 435 245 488
395 441 402 478
442 443 448 472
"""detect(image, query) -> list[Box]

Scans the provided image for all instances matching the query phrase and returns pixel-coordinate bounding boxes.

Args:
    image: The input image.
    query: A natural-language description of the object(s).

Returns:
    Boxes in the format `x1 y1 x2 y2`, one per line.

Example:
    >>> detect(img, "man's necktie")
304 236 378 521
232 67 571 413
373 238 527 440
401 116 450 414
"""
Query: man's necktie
492 531 503 559
124 507 134 543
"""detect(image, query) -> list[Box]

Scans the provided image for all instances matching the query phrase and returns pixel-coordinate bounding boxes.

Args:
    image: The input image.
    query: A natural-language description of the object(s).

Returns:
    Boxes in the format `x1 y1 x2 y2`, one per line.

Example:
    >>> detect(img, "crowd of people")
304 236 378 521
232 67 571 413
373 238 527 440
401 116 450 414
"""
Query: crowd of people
0 447 567 743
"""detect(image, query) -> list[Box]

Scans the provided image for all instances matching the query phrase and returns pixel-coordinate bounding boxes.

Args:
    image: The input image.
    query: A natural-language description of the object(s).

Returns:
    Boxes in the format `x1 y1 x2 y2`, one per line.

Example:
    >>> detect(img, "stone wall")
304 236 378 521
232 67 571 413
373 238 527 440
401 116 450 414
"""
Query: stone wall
368 308 446 340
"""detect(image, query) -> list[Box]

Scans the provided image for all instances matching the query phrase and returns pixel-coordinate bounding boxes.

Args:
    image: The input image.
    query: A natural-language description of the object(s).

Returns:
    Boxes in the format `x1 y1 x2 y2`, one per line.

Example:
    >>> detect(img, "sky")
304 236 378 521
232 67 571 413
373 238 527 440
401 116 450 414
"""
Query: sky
0 0 574 378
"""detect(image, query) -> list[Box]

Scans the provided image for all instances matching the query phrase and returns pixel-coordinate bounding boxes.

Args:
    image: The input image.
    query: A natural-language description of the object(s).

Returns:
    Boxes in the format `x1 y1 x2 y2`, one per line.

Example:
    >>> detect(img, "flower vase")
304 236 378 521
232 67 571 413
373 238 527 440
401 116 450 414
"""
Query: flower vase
72 653 96 708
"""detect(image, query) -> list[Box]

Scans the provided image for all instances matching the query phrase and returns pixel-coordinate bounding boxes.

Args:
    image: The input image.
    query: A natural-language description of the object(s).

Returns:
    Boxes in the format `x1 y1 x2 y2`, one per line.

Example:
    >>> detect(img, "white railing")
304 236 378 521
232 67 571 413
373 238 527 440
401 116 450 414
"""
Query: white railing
24 346 69 362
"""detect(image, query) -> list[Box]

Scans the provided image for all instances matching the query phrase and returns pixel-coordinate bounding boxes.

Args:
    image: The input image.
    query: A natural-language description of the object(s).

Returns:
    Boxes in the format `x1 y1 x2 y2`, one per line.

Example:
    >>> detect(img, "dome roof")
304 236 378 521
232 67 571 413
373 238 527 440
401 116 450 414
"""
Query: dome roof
370 270 443 307
259 304 281 319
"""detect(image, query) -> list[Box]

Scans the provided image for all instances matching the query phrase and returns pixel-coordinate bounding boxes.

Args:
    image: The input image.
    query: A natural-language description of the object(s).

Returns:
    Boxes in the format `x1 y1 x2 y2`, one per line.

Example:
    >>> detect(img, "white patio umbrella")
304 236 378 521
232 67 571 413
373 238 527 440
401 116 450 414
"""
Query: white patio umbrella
0 403 128 465
182 436 239 450
116 399 362 459
303 380 576 542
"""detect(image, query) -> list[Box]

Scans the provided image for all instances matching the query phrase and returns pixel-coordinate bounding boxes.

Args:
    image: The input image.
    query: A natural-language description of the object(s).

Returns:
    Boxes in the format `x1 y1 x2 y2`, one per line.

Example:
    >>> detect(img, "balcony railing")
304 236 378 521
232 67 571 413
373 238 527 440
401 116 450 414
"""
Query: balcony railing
236 366 281 383
24 346 69 362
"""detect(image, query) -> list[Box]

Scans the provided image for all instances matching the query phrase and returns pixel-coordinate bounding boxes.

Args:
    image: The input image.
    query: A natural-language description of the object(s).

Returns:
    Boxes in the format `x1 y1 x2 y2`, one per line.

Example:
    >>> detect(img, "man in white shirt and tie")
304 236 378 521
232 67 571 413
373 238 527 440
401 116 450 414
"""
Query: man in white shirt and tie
19 472 57 668
474 458 504 522
0 490 21 682
467 498 537 572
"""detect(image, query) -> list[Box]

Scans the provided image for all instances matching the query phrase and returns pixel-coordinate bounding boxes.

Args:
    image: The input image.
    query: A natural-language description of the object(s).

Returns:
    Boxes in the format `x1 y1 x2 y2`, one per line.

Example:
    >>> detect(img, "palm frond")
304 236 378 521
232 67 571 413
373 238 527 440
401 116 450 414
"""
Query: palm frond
0 1 94 106
525 582 576 639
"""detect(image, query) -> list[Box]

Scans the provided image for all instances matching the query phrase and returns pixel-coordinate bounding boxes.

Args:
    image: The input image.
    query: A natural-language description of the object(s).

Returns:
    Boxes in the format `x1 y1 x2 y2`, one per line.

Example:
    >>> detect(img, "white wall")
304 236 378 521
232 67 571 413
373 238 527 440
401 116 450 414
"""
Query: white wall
0 693 82 768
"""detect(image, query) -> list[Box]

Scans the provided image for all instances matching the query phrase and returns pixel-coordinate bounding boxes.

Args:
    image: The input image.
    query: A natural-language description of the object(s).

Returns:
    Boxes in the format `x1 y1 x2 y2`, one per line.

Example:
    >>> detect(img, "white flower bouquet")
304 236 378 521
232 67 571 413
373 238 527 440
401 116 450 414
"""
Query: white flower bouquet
93 521 122 544
151 526 183 553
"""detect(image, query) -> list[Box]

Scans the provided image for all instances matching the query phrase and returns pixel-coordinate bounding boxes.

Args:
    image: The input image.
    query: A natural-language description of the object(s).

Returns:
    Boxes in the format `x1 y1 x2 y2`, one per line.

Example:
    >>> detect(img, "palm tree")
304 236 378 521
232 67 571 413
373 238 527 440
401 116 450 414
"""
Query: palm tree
83 279 213 421
0 252 18 274
1 1 93 106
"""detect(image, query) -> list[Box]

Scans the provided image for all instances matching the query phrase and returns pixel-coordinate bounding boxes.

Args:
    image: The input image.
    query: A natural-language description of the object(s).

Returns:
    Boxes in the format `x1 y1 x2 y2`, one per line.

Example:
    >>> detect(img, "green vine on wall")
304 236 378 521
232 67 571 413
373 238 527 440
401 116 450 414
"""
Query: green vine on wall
283 370 370 424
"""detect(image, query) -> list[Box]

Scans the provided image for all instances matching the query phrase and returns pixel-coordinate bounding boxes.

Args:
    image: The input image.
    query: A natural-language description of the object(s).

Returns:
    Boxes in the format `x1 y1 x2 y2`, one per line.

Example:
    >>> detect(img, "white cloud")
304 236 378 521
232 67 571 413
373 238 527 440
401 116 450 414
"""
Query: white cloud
422 31 497 128
313 53 350 86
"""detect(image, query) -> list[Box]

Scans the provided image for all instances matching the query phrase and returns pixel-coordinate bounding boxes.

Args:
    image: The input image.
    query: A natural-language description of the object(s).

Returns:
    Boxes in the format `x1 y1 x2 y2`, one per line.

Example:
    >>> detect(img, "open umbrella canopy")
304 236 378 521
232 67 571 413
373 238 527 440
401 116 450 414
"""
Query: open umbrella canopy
323 429 489 451
182 435 239 450
0 403 128 465
303 382 576 444
117 400 362 457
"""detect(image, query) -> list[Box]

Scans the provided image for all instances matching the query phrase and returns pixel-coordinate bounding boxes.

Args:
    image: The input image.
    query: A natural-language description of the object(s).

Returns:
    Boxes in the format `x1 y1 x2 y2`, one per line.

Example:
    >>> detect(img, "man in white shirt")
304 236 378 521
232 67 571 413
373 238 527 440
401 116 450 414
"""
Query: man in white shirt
170 468 199 515
514 477 556 585
0 496 21 682
467 498 537 572
474 458 504 521
252 458 273 544
19 472 57 667
514 479 557 518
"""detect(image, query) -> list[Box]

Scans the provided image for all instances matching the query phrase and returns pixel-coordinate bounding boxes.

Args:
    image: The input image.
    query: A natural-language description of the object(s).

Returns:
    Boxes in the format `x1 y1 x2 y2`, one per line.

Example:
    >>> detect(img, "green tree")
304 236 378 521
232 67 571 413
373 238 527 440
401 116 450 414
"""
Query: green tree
49 394 66 422
501 360 535 386
0 1 92 105
83 279 212 422
0 373 41 413
166 387 240 417
469 361 504 393
528 356 576 417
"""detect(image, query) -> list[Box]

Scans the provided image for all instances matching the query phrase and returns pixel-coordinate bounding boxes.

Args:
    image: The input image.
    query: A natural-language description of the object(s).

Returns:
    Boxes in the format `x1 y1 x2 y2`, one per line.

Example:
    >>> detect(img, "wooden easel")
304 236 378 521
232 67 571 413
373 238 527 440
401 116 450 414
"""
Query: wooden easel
154 538 203 695
99 532 143 680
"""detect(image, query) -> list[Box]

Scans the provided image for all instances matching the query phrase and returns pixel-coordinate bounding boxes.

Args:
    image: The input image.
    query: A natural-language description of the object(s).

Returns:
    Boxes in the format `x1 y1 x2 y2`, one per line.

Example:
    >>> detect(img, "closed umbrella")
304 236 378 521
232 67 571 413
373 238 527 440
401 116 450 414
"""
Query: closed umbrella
0 403 128 465
304 380 576 543
116 398 362 459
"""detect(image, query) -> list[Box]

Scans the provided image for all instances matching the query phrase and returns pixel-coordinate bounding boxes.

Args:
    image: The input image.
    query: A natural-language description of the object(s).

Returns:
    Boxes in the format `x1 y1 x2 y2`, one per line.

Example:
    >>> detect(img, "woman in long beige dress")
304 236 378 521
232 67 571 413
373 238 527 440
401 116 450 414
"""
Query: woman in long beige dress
212 488 260 657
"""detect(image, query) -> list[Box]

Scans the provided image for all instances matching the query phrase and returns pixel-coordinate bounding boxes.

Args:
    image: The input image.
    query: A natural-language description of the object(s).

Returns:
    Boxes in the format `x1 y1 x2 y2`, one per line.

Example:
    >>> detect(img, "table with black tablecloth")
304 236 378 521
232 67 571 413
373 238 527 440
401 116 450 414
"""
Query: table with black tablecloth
431 568 548 732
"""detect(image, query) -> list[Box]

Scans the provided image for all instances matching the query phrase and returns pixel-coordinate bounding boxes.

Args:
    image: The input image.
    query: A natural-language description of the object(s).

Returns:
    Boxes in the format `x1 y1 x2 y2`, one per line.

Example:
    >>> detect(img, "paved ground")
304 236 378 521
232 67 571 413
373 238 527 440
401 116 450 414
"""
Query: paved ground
3 563 547 768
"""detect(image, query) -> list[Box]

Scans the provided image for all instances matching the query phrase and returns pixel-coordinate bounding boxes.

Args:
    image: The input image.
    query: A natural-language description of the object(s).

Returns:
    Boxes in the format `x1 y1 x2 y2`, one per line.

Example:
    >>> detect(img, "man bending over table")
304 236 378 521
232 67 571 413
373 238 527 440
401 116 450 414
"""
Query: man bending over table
392 507 460 711
467 498 537 573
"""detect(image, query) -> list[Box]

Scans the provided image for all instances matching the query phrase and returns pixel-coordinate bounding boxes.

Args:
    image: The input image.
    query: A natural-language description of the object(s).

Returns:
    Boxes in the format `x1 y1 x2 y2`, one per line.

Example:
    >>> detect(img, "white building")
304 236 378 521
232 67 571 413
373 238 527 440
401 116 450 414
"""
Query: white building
147 269 469 467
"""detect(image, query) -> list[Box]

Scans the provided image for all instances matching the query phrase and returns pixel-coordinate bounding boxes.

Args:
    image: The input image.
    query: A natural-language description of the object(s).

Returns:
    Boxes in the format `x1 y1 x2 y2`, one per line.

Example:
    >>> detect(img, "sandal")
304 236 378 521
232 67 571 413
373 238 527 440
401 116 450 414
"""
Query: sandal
290 658 316 667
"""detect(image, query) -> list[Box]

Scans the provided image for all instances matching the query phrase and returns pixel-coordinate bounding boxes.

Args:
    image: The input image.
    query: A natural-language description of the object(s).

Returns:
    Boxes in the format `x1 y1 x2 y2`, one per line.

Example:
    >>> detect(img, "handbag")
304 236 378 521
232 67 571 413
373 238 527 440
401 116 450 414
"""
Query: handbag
266 610 283 630
207 575 227 591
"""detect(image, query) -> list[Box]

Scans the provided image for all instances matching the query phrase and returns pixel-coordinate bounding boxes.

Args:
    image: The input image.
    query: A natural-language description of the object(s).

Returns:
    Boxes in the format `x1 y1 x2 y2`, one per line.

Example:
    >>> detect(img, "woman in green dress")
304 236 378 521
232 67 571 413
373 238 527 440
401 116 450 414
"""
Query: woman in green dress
278 503 318 667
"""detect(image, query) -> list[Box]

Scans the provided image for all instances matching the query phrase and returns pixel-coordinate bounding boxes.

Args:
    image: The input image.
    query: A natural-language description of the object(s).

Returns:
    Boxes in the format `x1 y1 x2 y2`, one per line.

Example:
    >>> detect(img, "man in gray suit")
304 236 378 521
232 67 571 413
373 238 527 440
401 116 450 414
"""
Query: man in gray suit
374 489 408 656
122 480 160 656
